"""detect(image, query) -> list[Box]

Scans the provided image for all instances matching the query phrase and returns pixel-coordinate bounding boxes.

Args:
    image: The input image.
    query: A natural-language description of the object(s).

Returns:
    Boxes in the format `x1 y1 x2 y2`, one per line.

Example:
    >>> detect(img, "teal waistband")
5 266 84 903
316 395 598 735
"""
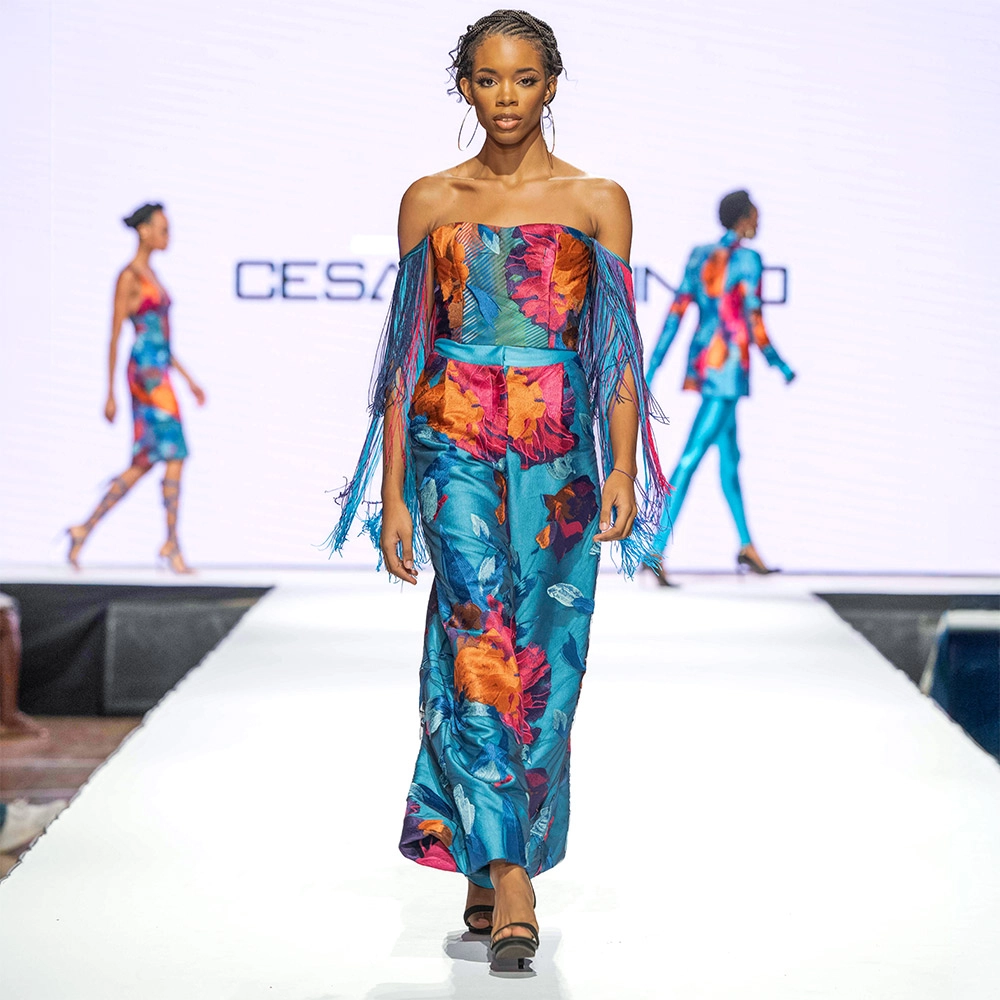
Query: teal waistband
432 338 579 368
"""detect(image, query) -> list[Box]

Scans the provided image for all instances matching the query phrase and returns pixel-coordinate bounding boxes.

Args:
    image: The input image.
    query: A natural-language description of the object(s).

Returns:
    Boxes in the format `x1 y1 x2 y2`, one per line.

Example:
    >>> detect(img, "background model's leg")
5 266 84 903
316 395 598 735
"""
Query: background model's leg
67 464 150 567
649 396 731 556
159 459 192 573
717 400 752 547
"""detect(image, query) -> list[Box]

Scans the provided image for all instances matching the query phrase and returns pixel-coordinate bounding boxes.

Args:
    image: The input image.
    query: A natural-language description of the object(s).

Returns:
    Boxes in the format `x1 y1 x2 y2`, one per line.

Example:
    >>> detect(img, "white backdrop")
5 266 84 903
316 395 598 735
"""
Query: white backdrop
1 0 998 571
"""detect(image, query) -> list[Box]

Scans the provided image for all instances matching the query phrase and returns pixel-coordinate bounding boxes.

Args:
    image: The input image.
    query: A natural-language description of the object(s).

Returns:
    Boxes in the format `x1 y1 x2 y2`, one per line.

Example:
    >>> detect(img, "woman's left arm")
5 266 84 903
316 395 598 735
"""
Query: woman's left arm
741 252 795 383
171 355 207 405
592 180 639 543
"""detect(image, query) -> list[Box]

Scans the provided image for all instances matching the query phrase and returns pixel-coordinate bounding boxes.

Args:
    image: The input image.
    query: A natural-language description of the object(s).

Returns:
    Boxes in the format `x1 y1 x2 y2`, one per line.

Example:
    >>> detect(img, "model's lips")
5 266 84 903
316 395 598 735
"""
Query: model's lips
493 115 522 131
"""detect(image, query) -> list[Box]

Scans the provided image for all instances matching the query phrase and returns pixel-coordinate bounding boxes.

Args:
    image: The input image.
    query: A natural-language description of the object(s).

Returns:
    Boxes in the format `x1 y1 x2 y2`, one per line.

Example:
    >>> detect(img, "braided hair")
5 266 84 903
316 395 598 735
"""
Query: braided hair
448 10 564 101
123 203 164 229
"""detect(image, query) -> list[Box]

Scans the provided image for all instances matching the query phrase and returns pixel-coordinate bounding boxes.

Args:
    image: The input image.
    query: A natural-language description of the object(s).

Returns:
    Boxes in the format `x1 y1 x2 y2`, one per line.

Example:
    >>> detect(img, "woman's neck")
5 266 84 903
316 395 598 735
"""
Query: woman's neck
471 129 553 183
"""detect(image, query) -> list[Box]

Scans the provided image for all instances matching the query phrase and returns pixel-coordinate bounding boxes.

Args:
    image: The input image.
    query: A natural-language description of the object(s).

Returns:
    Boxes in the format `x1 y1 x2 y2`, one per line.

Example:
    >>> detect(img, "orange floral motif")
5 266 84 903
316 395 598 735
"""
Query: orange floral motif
411 359 506 462
431 227 469 332
701 248 729 298
417 819 453 847
705 332 728 370
454 629 521 717
505 365 577 468
494 470 507 525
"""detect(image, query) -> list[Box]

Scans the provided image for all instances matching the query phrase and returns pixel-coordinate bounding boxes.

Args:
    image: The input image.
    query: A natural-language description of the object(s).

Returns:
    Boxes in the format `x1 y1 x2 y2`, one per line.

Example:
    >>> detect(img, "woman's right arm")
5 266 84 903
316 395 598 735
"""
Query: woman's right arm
646 251 697 387
105 270 138 422
378 178 441 583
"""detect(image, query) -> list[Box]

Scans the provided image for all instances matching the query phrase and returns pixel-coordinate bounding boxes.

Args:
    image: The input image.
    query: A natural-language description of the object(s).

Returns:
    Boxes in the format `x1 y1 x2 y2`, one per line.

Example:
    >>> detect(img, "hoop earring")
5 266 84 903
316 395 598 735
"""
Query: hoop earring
542 105 556 154
458 105 480 150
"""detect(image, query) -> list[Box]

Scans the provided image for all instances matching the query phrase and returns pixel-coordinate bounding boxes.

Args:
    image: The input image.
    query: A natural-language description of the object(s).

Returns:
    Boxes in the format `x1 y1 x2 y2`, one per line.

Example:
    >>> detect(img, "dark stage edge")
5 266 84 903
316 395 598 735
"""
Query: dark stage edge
0 583 271 715
816 592 1000 684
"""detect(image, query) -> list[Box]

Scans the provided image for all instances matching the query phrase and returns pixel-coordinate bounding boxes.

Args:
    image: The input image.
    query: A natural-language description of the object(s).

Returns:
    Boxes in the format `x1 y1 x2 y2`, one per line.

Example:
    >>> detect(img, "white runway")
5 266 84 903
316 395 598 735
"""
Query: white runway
1 569 999 999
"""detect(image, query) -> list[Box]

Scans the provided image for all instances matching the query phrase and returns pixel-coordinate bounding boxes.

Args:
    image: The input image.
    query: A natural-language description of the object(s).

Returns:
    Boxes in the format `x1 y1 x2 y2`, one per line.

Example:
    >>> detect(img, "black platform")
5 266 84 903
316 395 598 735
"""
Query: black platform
0 583 270 715
817 592 1000 684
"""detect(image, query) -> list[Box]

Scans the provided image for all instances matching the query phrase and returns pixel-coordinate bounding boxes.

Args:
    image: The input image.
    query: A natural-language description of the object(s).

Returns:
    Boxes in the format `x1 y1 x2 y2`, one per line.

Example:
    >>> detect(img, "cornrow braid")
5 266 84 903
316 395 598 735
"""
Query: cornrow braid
448 9 565 101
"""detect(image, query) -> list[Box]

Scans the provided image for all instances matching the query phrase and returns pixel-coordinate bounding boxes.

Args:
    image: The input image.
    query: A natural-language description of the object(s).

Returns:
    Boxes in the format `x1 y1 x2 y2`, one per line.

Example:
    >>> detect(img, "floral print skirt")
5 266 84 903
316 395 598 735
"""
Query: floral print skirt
128 338 188 469
399 339 602 888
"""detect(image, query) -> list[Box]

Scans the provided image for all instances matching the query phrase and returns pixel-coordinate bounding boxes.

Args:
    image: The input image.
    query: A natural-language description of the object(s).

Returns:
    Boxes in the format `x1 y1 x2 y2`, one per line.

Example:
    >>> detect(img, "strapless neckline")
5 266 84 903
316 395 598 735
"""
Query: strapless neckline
428 221 594 243
405 222 630 270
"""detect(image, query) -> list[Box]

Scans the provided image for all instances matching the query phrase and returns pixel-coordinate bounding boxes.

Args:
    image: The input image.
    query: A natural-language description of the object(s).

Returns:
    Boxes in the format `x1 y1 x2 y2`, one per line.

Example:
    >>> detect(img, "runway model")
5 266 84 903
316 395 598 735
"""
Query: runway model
329 10 666 962
67 203 205 573
644 190 794 584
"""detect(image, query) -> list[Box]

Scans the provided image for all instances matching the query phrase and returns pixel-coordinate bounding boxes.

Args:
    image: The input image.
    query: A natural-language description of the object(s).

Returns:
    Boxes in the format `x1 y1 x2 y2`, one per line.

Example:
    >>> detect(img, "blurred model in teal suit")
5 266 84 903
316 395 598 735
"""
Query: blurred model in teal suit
644 190 795 584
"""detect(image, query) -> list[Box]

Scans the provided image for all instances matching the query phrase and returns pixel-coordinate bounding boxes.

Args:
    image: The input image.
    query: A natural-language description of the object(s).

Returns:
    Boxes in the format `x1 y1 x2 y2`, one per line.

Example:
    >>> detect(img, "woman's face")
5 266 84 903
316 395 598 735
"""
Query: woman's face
459 34 555 147
139 210 170 251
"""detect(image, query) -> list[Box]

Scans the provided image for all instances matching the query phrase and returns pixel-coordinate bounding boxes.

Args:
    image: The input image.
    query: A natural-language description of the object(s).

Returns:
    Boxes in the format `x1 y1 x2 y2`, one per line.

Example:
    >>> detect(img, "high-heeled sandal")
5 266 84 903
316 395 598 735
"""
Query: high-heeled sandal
736 546 779 575
642 556 678 588
463 905 494 935
65 526 89 569
158 540 193 575
490 921 539 961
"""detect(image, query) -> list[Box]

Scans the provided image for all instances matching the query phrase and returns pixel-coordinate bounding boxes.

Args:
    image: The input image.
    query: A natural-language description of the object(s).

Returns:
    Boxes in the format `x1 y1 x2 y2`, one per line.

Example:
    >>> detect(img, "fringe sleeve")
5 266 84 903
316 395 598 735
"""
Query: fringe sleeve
578 241 670 576
325 238 431 567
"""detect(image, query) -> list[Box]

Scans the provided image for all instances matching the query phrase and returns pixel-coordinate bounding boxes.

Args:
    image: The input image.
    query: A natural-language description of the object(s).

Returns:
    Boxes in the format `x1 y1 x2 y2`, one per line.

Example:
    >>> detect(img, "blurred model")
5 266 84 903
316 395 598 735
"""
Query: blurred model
67 203 205 573
644 190 794 584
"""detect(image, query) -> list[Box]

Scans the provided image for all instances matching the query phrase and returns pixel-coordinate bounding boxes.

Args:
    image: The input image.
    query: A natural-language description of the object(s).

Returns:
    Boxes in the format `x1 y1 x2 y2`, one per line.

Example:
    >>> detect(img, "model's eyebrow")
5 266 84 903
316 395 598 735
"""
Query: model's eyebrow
475 67 542 74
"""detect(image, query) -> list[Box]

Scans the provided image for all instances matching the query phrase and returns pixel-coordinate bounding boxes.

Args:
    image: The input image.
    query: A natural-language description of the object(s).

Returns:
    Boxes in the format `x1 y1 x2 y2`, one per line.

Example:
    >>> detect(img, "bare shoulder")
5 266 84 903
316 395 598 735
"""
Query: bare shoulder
569 173 632 260
397 173 466 255
115 265 141 295
572 173 630 208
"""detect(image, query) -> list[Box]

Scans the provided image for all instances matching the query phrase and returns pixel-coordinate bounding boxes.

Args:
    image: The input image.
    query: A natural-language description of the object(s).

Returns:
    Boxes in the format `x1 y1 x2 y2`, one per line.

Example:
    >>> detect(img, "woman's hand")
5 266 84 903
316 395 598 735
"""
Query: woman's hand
188 379 207 406
380 498 419 584
104 394 117 423
593 469 637 543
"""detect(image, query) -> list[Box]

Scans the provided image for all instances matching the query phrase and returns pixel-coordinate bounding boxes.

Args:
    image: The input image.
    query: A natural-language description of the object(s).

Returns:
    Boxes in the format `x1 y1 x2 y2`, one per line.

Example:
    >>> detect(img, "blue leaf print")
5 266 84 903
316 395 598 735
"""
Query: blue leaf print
478 225 501 254
470 512 491 540
425 695 452 734
547 582 595 613
547 455 575 480
502 796 524 863
530 803 552 840
478 554 497 587
471 742 511 783
466 283 500 327
410 781 456 821
561 634 586 673
454 784 476 834
419 479 438 521
553 709 569 737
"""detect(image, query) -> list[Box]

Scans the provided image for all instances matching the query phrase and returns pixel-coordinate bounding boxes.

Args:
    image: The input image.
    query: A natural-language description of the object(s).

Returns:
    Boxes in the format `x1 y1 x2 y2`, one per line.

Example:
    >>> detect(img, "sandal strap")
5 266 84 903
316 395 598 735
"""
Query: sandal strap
490 921 539 948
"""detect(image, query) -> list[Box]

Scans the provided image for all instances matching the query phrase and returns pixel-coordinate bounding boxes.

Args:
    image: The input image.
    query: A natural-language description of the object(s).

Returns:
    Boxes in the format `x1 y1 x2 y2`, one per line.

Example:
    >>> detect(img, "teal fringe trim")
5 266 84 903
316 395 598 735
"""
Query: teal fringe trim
324 240 431 569
579 244 670 577
327 237 669 579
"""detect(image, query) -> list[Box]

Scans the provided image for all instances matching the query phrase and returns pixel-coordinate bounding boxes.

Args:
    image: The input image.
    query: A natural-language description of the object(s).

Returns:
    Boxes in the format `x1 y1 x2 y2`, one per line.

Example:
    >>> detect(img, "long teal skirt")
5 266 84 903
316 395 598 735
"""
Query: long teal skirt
399 340 602 888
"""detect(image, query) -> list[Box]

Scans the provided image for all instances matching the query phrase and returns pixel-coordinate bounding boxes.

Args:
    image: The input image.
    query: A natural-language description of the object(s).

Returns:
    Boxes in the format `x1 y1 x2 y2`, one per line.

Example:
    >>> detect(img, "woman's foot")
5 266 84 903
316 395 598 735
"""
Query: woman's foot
489 861 538 955
66 526 88 569
464 880 495 934
158 541 194 575
643 555 677 588
0 711 48 740
737 543 778 575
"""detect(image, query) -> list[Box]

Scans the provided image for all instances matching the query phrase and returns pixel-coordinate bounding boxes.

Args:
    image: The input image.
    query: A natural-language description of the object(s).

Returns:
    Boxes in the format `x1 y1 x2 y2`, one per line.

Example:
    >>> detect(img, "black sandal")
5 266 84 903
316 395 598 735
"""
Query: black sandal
490 921 539 960
463 905 494 935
